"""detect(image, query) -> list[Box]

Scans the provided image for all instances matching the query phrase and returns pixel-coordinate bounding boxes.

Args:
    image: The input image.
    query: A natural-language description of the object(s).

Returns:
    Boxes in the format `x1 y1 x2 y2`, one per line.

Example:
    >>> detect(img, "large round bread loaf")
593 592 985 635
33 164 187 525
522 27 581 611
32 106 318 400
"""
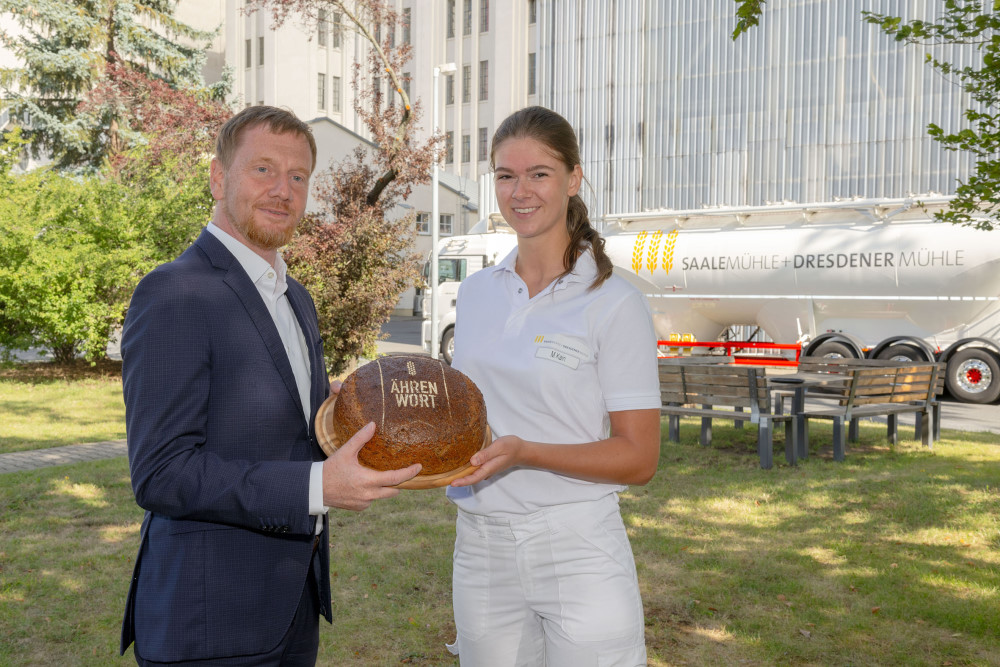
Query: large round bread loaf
332 355 487 475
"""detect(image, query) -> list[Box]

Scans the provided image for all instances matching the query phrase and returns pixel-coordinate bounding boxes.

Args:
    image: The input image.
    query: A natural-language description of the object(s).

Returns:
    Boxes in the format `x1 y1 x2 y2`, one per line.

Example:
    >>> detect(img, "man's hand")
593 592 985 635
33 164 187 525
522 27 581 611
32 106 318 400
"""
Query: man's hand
321 422 421 511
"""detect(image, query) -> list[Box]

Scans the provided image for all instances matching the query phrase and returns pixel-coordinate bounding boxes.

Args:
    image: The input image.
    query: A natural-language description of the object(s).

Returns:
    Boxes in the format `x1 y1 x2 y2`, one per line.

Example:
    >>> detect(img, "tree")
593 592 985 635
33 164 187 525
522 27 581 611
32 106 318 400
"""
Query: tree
0 147 216 362
77 62 232 181
0 0 227 169
246 0 436 375
732 0 766 40
863 1 1000 231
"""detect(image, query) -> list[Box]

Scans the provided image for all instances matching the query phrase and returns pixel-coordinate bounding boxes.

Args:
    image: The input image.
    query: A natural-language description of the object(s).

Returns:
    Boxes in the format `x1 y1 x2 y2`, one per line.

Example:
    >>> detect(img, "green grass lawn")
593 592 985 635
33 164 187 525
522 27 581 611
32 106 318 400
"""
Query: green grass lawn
0 360 126 453
1 401 998 665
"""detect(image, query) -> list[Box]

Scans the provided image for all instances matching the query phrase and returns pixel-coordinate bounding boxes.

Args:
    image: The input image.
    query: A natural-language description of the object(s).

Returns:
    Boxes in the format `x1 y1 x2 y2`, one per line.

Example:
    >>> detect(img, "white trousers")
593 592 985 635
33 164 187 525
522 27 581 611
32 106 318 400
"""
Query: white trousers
448 495 647 667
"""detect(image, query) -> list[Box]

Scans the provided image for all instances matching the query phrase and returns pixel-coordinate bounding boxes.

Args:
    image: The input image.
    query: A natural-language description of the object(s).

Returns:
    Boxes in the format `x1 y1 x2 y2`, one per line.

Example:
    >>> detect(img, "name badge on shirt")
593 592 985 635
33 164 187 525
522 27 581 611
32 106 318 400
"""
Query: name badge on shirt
533 334 592 370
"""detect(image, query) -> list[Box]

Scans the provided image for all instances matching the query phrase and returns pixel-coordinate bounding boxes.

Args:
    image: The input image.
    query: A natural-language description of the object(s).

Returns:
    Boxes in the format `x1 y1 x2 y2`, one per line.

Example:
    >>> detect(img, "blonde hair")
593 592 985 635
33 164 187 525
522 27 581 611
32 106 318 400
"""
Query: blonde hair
215 105 317 172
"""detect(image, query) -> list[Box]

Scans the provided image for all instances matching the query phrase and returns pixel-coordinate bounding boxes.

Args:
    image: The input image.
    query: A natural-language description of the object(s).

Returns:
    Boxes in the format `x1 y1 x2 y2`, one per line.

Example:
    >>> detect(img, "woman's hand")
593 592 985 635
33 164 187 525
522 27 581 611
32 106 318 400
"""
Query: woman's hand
449 435 525 487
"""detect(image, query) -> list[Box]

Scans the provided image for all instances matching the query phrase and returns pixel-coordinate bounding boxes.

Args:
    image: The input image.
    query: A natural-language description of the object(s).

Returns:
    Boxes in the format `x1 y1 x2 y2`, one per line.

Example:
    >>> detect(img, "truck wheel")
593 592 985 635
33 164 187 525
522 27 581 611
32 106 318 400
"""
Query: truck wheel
811 341 855 359
441 328 455 365
876 343 924 362
945 348 1000 404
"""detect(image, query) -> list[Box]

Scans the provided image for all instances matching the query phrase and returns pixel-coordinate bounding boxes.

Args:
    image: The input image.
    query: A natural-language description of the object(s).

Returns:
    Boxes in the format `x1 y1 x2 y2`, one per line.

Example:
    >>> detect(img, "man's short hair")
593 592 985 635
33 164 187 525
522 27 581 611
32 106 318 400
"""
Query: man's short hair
215 105 317 172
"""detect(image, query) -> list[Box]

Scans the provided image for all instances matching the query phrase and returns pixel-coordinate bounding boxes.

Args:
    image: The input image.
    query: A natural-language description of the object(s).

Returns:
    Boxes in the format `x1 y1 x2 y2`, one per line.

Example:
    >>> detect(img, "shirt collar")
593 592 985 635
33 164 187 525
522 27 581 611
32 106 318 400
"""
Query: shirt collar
493 245 598 286
206 222 288 289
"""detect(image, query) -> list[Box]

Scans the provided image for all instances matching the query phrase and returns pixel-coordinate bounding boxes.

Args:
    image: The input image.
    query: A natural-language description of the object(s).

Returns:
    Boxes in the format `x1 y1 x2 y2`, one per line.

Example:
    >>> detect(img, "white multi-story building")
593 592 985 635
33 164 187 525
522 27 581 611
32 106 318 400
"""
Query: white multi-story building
535 0 981 218
203 0 541 312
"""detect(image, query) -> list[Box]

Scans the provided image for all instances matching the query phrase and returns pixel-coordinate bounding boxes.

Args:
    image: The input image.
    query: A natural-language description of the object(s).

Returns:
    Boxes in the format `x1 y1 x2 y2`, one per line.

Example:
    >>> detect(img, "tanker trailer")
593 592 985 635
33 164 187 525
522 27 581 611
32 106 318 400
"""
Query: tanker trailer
602 197 1000 404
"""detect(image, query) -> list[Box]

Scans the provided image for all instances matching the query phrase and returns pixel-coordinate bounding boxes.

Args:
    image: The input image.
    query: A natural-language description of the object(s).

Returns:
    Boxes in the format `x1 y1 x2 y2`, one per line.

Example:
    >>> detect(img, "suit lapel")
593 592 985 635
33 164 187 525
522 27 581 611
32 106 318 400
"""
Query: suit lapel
286 283 326 431
195 231 307 421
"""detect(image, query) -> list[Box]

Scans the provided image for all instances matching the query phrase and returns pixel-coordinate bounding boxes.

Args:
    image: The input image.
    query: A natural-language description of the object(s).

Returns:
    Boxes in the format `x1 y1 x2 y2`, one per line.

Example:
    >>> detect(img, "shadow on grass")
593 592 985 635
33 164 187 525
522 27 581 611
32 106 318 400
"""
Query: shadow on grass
631 421 1000 663
0 359 123 384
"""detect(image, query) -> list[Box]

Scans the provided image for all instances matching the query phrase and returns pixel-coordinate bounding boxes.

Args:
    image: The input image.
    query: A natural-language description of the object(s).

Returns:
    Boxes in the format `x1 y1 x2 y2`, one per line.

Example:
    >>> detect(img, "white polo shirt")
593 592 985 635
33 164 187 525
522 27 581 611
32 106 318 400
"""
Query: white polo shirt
446 247 661 516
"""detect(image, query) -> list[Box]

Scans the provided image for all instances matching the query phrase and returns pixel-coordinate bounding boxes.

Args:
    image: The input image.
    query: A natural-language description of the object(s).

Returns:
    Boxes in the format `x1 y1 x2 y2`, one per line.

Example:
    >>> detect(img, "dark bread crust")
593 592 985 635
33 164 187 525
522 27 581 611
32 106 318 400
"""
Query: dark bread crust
333 355 487 474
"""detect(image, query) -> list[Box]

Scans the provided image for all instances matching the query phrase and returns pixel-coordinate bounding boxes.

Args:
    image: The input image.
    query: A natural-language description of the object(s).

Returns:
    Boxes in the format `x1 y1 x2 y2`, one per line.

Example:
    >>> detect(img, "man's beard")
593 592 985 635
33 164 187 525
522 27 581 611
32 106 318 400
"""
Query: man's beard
228 201 297 251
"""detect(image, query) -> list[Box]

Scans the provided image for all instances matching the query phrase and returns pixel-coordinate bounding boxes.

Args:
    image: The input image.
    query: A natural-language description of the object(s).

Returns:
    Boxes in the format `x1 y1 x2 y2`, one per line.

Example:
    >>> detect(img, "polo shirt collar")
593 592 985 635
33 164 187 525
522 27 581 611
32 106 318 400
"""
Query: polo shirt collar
494 245 598 287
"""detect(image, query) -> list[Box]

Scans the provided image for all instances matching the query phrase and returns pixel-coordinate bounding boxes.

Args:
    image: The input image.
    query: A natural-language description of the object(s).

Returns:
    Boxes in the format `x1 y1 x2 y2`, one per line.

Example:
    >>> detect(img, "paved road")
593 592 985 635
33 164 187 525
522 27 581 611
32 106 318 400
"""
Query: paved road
2 316 996 474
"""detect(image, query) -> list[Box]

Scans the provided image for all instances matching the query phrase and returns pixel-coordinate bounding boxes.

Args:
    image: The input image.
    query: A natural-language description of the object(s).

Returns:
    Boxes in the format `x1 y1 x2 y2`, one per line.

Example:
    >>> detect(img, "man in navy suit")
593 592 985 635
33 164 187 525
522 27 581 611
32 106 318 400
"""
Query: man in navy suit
119 105 421 665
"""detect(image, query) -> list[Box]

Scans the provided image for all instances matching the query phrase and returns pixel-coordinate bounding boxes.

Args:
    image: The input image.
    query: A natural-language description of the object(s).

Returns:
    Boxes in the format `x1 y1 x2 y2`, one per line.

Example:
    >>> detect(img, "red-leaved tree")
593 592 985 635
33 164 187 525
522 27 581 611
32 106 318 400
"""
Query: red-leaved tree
77 61 233 182
246 0 437 375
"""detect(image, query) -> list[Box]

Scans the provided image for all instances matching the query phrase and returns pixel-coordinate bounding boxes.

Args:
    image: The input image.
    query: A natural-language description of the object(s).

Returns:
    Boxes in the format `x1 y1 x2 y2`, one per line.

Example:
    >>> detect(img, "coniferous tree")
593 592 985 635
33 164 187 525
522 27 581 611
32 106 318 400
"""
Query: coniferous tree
0 0 227 169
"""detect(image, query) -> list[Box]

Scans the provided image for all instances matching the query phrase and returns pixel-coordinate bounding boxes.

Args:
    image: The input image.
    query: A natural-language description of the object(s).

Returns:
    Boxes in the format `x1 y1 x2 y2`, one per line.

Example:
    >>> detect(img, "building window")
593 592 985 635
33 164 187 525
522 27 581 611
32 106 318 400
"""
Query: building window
258 36 264 66
480 0 489 32
478 60 488 101
332 76 342 112
402 71 410 98
318 73 326 110
461 134 471 163
318 9 328 46
333 12 343 48
529 0 537 24
462 65 471 103
439 214 454 236
463 0 472 35
445 131 454 164
445 73 455 105
447 0 455 37
444 131 455 164
416 212 430 234
478 127 488 162
528 52 536 95
245 39 251 68
403 8 411 44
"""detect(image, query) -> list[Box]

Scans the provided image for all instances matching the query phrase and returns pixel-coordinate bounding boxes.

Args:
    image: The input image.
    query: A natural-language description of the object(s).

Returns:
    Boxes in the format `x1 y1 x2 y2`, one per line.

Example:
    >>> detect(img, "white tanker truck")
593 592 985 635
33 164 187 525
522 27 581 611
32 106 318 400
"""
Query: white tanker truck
422 196 1000 404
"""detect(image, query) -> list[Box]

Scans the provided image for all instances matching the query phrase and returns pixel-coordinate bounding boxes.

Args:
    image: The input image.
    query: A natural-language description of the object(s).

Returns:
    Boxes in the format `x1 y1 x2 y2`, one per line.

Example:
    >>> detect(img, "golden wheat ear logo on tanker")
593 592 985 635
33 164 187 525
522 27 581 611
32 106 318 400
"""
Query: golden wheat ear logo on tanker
632 230 679 276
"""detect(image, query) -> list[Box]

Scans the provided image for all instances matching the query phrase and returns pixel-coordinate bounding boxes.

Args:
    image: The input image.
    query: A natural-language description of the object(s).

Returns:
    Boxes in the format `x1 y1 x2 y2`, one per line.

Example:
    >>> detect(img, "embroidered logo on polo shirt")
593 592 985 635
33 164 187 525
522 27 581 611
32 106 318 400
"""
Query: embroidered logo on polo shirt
533 334 592 370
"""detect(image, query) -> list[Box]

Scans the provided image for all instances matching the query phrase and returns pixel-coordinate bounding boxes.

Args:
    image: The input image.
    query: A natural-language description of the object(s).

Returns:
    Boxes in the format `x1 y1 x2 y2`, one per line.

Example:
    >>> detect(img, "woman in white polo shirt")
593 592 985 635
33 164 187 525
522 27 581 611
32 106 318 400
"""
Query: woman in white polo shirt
445 106 662 667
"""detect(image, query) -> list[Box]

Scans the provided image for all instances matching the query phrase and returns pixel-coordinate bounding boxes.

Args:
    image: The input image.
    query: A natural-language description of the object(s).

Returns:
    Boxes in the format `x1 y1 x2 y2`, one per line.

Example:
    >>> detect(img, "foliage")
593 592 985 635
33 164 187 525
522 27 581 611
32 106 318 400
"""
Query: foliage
0 42 227 362
0 0 228 169
0 151 212 363
77 62 232 180
864 1 1000 231
732 0 766 40
286 151 423 377
246 0 436 374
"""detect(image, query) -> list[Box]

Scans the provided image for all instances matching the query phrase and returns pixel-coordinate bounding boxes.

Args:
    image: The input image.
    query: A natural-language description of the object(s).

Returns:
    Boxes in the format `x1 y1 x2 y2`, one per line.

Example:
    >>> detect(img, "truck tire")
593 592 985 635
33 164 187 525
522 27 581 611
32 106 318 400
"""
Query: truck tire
441 328 455 365
946 348 1000 404
811 341 855 359
876 343 924 362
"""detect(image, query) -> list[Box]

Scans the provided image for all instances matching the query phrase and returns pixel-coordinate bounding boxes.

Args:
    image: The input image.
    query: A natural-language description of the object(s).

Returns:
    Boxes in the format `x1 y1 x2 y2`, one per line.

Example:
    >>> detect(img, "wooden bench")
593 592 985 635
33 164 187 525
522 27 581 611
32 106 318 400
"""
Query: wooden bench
800 362 939 461
659 362 797 469
774 357 945 444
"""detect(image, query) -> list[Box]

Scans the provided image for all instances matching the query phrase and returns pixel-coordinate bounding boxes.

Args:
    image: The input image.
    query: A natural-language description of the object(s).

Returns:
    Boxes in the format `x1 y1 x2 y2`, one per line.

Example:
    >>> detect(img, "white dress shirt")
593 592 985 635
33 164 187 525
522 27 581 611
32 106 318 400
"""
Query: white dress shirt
206 224 328 521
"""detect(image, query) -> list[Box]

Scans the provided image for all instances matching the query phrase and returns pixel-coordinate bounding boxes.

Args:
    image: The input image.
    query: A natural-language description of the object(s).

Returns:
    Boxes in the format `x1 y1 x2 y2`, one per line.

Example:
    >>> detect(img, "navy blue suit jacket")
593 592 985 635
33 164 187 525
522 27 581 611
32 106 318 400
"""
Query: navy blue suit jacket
120 229 332 662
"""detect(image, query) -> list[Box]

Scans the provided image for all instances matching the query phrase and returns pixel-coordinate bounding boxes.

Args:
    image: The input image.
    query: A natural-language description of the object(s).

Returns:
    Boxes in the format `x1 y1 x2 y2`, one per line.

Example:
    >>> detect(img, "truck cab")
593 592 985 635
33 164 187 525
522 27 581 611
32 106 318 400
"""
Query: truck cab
421 215 517 363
